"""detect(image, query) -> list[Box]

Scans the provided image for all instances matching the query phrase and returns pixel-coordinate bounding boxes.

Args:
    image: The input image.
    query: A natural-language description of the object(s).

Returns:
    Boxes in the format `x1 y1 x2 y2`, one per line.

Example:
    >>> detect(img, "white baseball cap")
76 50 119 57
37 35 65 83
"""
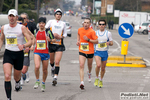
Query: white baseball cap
54 8 62 15
8 9 18 16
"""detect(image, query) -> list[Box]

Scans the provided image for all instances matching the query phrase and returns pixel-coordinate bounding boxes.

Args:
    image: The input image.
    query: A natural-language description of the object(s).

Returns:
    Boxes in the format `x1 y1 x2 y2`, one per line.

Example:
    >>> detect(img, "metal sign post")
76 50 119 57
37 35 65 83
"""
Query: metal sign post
118 23 134 63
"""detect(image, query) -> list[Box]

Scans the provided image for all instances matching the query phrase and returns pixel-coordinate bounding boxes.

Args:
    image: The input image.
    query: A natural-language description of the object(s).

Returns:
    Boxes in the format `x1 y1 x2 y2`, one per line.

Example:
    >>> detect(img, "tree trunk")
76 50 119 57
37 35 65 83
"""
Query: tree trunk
0 0 4 13
6 0 14 13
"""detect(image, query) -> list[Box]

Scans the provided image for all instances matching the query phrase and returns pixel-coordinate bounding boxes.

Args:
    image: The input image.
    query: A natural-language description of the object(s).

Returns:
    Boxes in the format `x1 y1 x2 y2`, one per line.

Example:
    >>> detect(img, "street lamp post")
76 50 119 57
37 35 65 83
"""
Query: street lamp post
37 0 40 22
93 0 95 14
15 0 18 12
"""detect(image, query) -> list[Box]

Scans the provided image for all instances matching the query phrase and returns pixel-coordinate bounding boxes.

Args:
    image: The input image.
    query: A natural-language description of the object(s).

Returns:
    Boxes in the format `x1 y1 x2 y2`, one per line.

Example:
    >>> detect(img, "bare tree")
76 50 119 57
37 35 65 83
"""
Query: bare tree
6 0 15 13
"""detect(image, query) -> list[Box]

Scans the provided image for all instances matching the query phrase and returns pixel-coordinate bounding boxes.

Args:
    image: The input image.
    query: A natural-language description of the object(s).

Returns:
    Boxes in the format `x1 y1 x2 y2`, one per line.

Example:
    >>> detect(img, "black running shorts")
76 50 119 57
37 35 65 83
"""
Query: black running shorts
3 49 24 70
79 52 94 58
23 56 30 66
49 44 65 53
23 51 30 66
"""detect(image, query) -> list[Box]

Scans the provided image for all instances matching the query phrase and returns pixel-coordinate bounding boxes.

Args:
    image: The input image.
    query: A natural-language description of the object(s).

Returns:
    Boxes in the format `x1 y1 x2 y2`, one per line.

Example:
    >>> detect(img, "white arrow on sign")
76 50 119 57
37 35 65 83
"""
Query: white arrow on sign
121 25 130 36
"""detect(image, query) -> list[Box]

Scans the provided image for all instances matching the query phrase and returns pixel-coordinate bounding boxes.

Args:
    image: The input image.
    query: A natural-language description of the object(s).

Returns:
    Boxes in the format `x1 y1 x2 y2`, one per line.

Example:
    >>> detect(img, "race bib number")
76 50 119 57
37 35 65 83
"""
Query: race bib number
6 34 17 47
24 52 28 56
37 40 46 50
80 43 89 51
98 41 107 48
53 39 61 45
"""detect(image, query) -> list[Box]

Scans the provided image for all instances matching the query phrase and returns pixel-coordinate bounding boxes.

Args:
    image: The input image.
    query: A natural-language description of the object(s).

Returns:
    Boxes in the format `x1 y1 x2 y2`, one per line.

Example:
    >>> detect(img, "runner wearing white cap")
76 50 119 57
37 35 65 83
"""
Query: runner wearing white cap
0 9 32 100
45 8 67 86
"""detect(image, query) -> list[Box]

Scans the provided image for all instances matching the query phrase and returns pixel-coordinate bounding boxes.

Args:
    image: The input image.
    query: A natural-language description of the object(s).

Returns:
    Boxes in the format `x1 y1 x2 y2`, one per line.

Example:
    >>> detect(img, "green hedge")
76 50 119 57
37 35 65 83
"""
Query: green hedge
90 14 119 24
18 9 38 23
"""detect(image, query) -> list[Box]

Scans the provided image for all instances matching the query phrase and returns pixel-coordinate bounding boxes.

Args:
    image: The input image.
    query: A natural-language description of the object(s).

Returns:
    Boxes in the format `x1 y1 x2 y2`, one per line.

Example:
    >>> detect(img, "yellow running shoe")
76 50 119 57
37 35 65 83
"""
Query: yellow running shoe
98 80 103 88
94 79 99 87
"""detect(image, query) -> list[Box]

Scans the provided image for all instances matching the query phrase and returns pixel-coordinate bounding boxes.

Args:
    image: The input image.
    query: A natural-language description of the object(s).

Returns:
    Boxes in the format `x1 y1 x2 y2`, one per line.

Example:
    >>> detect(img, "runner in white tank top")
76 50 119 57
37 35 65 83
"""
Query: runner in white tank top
94 19 113 88
45 8 67 86
0 9 32 100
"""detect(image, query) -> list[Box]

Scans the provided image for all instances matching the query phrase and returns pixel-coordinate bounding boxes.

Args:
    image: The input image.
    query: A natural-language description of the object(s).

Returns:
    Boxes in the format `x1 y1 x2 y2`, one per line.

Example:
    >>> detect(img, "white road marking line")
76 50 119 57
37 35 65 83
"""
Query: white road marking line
145 77 150 79
66 48 119 51
108 40 121 55
140 84 145 86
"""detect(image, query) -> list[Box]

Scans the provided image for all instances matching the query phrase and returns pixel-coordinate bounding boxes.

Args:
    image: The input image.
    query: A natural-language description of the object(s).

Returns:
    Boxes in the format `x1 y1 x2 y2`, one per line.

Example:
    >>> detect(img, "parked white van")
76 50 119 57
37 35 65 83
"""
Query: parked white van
0 14 9 26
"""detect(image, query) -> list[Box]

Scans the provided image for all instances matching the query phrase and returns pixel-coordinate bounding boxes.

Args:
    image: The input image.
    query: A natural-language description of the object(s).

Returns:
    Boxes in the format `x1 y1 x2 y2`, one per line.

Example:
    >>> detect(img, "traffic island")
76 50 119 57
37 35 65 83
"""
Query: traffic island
106 56 146 68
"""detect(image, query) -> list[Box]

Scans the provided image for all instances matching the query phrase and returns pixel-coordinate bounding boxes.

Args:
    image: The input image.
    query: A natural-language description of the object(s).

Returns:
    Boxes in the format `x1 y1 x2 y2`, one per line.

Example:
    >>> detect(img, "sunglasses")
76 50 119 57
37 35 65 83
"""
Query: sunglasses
56 13 62 15
99 24 105 26
17 22 22 24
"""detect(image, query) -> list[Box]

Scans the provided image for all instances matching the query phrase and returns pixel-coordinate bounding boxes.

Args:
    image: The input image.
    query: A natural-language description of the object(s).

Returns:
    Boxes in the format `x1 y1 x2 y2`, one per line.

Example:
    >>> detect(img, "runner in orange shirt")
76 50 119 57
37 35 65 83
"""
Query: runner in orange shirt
76 18 98 89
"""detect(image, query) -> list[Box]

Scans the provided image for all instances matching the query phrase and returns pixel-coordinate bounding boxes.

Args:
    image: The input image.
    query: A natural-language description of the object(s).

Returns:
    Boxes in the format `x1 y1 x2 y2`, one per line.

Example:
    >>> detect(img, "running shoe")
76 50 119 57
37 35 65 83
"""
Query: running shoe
80 84 84 90
33 81 40 89
15 82 22 92
52 78 57 86
22 74 26 81
7 98 11 100
87 71 91 82
41 84 45 92
51 69 55 77
25 72 30 83
94 78 99 87
20 76 24 86
98 80 103 88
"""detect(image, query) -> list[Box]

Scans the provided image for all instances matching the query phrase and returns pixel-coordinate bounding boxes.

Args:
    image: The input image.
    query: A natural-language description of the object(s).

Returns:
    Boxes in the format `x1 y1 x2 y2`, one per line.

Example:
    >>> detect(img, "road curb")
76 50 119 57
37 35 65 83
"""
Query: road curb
106 56 146 68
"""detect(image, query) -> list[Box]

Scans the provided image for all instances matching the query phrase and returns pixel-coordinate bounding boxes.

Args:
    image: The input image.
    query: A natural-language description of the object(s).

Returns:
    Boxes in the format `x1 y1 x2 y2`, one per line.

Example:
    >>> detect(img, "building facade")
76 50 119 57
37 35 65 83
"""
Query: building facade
141 0 150 11
101 0 116 16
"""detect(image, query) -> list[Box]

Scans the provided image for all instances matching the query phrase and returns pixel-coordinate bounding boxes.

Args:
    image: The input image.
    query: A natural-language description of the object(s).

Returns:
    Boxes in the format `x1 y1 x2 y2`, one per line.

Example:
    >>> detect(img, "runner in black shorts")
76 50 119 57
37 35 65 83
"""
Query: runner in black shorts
0 9 32 100
79 52 94 58
77 18 98 89
45 8 67 86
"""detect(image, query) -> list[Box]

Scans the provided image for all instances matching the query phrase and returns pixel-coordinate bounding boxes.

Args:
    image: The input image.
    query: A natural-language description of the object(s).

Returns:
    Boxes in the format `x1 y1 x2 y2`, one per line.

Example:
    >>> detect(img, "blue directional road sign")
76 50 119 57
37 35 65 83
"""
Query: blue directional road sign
118 23 134 38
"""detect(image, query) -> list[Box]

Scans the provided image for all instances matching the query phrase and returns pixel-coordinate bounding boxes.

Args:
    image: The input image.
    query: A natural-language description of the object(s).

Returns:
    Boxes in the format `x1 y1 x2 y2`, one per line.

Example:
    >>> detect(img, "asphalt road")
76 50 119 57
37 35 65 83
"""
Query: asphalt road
0 15 150 100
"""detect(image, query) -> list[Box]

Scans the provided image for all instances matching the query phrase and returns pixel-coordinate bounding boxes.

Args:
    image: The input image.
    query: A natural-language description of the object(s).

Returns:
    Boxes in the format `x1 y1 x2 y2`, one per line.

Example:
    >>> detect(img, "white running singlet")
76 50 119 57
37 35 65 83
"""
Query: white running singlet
95 30 113 51
4 24 24 51
45 19 67 45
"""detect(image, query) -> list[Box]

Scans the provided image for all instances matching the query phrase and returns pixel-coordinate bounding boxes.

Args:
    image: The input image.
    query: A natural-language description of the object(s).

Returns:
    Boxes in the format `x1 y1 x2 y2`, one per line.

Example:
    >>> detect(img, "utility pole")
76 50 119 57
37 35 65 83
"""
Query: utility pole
93 0 95 14
15 0 18 12
37 0 40 22
137 0 138 11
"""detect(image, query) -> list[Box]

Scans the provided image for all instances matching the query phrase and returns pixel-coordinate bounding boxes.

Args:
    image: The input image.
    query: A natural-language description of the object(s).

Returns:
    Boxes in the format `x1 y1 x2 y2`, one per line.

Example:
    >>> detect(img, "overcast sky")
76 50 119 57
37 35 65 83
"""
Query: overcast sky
70 0 81 5
75 0 81 5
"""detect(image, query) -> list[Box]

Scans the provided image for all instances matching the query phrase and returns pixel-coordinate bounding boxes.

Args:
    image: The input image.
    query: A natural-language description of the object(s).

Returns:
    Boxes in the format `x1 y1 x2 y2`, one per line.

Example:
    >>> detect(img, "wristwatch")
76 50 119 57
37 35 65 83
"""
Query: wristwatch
87 39 90 42
23 44 25 48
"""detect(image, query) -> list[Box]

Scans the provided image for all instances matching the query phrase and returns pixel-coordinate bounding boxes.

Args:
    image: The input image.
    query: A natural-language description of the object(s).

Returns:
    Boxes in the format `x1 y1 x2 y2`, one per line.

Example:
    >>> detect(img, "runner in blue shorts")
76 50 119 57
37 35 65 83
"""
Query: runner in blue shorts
94 19 113 88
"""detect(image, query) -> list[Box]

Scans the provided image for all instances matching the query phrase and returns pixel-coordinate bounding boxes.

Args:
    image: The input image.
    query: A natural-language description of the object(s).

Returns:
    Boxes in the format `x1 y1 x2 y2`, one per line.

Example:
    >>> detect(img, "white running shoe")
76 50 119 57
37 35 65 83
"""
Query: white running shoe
33 81 40 89
20 76 24 86
15 82 22 92
87 71 92 82
25 72 30 83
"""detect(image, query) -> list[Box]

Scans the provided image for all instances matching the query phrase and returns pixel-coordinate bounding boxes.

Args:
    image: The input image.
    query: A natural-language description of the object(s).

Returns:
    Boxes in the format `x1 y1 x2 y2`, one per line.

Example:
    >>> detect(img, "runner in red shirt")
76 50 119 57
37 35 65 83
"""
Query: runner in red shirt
33 17 55 92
